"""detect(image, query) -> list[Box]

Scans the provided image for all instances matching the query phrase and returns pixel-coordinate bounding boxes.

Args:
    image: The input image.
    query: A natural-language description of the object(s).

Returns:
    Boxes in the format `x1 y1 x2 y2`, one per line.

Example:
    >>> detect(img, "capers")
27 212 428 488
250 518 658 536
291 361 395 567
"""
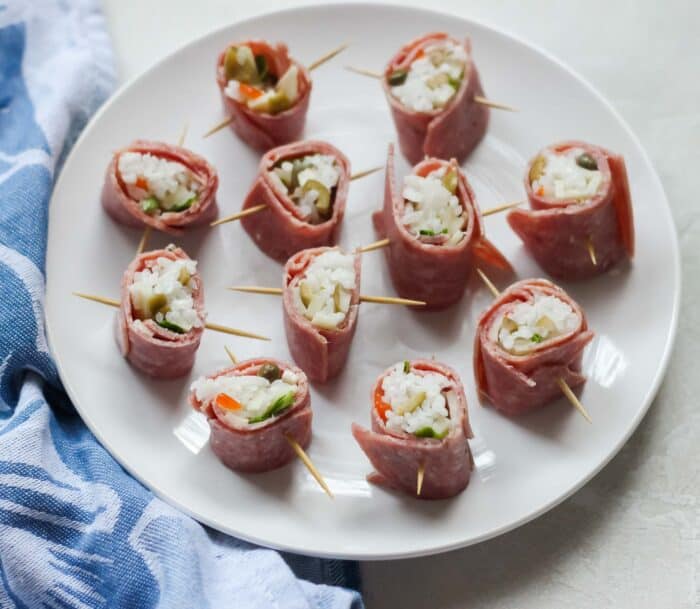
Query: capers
302 179 332 219
528 155 547 184
387 69 408 86
442 169 458 194
257 362 281 382
576 153 598 171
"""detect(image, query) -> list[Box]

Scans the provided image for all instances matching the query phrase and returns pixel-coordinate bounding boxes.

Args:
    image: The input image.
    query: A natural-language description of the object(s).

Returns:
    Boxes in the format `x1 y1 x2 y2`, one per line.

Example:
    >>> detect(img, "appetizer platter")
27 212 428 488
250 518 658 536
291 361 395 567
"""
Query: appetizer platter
45 4 679 559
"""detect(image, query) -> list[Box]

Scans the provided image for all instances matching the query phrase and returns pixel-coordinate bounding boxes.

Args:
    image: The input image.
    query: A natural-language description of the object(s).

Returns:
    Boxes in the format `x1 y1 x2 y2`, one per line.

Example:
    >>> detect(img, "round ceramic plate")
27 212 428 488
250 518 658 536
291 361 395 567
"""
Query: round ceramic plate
45 3 679 559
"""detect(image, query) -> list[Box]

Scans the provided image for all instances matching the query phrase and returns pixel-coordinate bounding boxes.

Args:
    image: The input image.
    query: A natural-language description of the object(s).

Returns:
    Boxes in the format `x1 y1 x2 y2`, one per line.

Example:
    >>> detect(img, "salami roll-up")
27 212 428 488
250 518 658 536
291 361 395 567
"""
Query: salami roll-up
508 141 634 280
190 358 311 473
474 278 594 416
216 40 312 150
383 32 489 165
241 140 351 262
283 247 361 383
116 245 206 379
102 140 219 235
372 144 511 310
352 359 474 500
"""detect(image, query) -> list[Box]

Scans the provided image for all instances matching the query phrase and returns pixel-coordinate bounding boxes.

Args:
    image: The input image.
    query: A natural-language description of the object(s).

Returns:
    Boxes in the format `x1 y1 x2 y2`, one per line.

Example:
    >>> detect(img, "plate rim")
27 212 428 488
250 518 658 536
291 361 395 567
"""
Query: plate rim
45 1 681 560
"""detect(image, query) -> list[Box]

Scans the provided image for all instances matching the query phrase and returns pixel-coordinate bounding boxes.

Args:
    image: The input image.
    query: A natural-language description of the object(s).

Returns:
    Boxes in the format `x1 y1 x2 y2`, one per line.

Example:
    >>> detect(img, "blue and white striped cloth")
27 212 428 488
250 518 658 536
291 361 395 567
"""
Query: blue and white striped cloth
0 2 363 607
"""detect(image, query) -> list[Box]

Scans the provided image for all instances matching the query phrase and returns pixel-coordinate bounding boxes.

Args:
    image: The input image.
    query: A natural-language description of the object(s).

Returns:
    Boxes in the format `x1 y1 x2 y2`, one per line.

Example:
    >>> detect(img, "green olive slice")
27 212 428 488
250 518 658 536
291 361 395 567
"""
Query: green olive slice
529 155 547 184
575 152 598 170
302 179 331 219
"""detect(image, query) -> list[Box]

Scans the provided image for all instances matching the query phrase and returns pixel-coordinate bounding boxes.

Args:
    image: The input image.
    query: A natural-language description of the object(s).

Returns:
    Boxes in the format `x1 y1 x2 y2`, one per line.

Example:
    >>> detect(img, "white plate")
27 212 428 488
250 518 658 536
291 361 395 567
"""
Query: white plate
45 3 680 559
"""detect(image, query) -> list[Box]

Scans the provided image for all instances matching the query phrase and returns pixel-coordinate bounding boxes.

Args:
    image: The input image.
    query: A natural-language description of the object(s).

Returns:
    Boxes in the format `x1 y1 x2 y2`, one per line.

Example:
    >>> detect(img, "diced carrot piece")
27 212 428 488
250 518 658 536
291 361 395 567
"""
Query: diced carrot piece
215 393 242 411
239 83 264 100
537 186 545 196
374 388 392 422
135 176 148 190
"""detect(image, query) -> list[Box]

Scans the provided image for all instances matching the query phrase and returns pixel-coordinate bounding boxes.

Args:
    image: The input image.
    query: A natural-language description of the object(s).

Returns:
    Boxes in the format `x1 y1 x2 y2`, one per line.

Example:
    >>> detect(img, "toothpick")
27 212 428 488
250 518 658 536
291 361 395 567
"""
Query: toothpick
475 268 500 299
203 116 234 138
473 95 518 112
136 226 151 255
346 66 516 111
210 204 268 227
556 378 592 423
357 238 390 254
482 200 523 217
177 123 189 147
228 286 424 307
73 292 269 341
224 346 238 365
285 434 334 498
307 43 349 72
210 167 380 227
474 270 592 422
416 463 425 496
586 237 598 266
359 295 425 307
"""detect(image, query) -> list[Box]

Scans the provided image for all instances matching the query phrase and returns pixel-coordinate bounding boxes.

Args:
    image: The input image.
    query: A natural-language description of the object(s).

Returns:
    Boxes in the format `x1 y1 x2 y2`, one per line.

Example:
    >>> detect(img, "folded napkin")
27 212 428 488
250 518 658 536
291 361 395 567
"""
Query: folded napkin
0 2 362 607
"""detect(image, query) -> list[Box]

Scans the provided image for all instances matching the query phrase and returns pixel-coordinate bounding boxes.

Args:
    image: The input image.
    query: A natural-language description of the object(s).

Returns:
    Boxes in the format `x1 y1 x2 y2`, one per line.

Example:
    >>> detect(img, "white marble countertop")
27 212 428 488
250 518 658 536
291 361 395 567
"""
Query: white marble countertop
101 1 698 607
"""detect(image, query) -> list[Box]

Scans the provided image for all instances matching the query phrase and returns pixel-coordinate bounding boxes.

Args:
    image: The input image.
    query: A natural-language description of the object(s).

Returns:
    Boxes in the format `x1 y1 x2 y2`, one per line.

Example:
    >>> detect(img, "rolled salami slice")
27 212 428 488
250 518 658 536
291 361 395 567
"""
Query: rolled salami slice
241 140 351 262
283 247 361 383
373 144 511 310
116 245 206 379
102 140 219 235
383 32 489 165
474 278 594 416
190 358 311 473
352 359 474 500
216 40 312 150
508 141 634 280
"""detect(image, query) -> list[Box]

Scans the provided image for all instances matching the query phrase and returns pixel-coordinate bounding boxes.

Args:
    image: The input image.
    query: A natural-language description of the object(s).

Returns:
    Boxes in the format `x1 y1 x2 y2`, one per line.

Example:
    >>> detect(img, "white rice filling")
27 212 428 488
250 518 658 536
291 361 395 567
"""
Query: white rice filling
129 255 201 332
390 41 468 112
402 166 465 243
118 152 200 211
293 250 356 330
382 362 453 438
268 154 340 219
532 148 603 200
190 368 299 425
494 294 579 355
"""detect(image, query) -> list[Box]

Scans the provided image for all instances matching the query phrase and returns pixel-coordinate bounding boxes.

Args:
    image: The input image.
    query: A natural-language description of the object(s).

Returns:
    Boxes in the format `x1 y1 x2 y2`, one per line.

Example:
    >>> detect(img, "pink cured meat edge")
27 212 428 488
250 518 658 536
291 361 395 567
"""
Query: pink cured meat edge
115 246 206 379
372 143 511 310
101 140 219 236
215 40 312 151
282 246 361 383
351 359 474 500
507 140 635 280
189 358 312 473
383 32 489 165
473 278 595 416
240 140 351 262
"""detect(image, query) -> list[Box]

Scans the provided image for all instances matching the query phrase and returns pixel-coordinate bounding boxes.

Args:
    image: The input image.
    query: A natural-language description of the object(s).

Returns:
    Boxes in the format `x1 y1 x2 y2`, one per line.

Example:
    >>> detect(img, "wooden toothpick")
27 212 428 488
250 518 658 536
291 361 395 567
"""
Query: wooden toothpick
482 200 523 217
357 238 390 254
73 292 270 341
210 167 382 227
285 434 334 498
228 286 425 307
416 463 425 496
474 270 592 423
224 346 238 365
586 237 598 266
346 66 516 111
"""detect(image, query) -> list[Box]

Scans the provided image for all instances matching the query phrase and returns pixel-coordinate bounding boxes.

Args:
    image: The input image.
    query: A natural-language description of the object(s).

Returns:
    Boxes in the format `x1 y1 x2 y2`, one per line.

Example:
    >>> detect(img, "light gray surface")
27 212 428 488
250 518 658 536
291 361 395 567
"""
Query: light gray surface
101 1 698 607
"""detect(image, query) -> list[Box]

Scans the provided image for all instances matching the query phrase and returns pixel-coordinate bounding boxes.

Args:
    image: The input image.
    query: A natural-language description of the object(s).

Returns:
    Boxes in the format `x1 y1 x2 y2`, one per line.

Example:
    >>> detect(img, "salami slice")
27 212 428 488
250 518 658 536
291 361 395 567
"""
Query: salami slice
189 358 311 473
508 141 634 279
101 140 219 235
474 278 594 416
372 144 511 310
282 247 361 383
383 32 489 165
241 140 351 262
216 40 312 150
115 246 206 379
352 359 473 500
